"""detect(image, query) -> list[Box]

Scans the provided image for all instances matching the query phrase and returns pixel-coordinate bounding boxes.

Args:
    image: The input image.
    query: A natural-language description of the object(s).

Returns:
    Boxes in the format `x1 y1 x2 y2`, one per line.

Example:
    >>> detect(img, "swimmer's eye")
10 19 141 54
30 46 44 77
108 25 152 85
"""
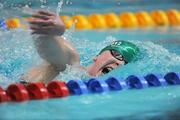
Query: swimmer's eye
110 50 128 65
102 67 113 74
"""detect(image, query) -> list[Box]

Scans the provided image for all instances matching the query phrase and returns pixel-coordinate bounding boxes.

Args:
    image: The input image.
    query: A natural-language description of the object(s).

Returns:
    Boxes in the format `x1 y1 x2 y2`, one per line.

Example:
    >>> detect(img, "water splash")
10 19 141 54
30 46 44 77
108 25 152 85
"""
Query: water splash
0 28 180 87
22 6 37 16
56 35 180 81
56 64 89 81
0 3 3 9
56 0 63 16
0 29 42 87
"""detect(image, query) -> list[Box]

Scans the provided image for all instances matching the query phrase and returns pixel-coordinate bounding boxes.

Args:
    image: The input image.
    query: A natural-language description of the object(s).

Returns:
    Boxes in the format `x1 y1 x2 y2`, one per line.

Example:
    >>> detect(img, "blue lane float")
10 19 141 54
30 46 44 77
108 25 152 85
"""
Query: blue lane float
1 72 180 103
125 75 148 89
87 78 109 93
145 74 167 87
105 77 128 91
67 80 88 95
0 19 7 30
164 72 180 85
66 72 180 96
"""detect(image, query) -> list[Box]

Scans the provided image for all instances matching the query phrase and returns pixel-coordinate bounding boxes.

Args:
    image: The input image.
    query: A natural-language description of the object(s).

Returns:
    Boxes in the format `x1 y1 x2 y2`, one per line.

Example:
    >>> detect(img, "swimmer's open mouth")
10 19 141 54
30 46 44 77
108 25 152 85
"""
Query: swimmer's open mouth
102 67 113 74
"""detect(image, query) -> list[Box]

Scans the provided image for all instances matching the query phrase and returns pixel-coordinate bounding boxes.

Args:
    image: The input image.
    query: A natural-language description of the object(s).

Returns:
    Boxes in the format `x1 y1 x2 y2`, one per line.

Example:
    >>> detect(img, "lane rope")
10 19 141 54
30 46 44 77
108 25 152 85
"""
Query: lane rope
0 9 180 30
0 72 179 103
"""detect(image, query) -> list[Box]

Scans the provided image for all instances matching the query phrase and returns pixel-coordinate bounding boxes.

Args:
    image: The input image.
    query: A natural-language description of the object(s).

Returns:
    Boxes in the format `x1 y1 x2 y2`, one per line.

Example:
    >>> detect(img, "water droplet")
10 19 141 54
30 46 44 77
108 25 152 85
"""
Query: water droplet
0 3 3 8
56 0 63 16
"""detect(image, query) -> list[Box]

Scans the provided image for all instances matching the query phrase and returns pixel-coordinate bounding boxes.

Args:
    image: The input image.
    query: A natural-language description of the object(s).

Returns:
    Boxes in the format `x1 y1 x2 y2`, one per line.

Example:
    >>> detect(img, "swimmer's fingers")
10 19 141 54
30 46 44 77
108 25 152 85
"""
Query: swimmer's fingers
29 19 55 26
30 25 53 30
30 11 65 35
32 11 56 20
32 14 50 20
38 10 56 16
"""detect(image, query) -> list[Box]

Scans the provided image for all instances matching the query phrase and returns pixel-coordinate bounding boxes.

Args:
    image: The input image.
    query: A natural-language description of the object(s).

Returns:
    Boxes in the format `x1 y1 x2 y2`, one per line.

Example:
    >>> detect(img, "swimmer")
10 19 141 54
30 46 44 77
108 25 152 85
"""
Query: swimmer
21 11 139 84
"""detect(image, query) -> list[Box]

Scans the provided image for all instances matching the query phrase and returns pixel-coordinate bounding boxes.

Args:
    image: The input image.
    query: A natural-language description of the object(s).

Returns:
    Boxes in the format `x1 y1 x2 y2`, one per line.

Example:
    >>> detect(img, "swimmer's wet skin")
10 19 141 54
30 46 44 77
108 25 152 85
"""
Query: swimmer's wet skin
99 40 139 74
21 11 139 84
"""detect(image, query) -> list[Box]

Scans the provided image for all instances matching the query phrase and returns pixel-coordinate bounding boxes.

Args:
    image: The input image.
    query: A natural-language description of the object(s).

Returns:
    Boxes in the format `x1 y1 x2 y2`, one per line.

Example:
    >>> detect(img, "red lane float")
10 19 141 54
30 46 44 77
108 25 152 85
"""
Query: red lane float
6 84 29 102
47 81 70 98
1 72 179 104
26 82 49 100
0 87 10 103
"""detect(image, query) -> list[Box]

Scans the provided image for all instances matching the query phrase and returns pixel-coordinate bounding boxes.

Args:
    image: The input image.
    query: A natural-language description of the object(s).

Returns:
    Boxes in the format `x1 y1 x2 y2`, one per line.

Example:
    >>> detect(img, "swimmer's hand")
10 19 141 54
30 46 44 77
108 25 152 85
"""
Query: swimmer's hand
29 11 65 36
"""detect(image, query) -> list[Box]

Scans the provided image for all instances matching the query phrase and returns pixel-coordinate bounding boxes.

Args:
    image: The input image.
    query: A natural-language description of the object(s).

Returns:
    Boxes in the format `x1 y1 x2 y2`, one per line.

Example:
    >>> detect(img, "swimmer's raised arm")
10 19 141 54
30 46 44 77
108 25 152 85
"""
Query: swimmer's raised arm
22 11 80 83
29 11 80 70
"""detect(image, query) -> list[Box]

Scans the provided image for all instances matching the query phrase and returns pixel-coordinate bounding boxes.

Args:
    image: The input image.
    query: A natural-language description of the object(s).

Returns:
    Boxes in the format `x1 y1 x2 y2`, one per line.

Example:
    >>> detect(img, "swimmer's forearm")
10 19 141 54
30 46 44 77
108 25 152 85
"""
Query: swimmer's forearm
34 35 65 65
34 35 80 69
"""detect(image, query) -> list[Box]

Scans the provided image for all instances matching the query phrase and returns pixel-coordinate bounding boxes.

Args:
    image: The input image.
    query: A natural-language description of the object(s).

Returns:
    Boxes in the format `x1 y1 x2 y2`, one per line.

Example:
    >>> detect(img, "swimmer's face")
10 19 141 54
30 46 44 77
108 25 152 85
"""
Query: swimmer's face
87 50 126 76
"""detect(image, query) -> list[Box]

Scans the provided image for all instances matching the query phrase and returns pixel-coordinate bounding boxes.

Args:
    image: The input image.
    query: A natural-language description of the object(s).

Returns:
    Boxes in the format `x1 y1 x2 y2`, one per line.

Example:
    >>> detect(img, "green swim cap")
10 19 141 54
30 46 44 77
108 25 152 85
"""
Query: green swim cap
100 40 139 63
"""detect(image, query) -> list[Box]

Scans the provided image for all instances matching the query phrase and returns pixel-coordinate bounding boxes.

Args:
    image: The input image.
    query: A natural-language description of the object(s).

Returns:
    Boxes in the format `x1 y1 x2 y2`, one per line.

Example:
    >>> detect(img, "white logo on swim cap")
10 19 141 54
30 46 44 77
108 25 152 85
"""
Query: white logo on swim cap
111 41 122 47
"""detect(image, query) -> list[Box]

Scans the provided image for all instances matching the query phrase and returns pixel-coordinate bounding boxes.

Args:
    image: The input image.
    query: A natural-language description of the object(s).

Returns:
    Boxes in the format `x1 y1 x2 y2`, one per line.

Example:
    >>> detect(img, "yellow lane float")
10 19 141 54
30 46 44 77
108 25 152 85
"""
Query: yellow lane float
6 18 21 29
60 16 73 29
72 15 92 29
3 9 180 30
135 11 154 27
88 13 107 29
104 13 122 28
166 9 180 26
120 12 138 28
151 10 169 26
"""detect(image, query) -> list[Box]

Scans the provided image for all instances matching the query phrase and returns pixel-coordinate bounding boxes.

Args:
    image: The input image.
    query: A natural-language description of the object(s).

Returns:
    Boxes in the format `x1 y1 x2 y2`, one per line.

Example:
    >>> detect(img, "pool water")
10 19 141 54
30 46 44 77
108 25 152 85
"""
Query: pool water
0 0 180 119
0 28 180 120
